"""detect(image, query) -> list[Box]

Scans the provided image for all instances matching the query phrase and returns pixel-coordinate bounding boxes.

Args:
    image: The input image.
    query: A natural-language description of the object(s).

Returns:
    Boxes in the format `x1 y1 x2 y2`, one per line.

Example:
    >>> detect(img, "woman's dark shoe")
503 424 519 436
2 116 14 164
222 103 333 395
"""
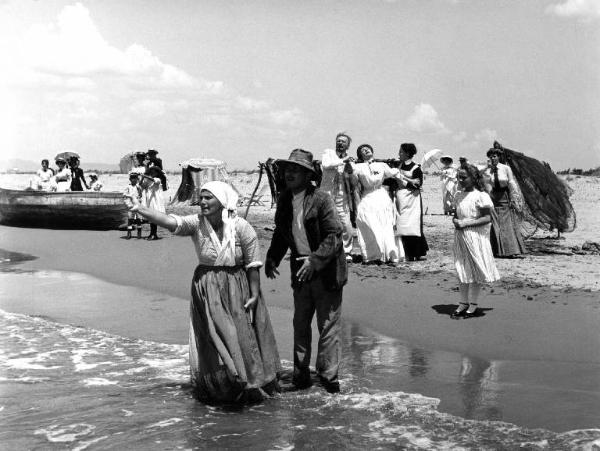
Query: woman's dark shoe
451 303 469 319
146 235 159 241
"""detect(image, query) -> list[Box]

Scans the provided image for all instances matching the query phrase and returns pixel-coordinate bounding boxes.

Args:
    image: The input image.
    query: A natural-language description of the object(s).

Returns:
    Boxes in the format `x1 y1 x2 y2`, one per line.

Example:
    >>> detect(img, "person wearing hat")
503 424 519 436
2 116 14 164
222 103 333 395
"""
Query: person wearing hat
130 152 148 176
320 133 357 261
123 172 143 239
52 157 72 192
139 166 166 240
147 149 167 191
69 156 90 192
439 155 457 215
88 173 103 191
123 180 281 403
265 148 347 394
484 147 526 258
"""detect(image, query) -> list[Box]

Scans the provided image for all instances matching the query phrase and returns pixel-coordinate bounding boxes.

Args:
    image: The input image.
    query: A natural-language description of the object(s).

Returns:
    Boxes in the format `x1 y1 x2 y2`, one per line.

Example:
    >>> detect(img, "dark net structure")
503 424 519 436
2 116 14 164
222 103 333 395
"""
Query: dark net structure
494 141 576 234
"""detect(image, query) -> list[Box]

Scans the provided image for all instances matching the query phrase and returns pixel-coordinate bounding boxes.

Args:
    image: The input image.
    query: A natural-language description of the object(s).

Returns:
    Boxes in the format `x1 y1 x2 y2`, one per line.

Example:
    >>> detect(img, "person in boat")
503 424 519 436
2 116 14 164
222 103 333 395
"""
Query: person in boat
393 143 429 261
483 147 526 258
88 173 103 191
319 133 357 262
69 157 90 191
31 159 55 191
351 144 402 265
440 155 457 215
123 180 281 403
51 157 72 192
139 166 166 240
265 149 347 394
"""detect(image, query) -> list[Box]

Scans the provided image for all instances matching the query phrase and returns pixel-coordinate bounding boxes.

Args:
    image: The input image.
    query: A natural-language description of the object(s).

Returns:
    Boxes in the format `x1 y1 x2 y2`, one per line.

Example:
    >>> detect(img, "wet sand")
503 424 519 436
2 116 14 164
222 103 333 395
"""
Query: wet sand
1 225 599 431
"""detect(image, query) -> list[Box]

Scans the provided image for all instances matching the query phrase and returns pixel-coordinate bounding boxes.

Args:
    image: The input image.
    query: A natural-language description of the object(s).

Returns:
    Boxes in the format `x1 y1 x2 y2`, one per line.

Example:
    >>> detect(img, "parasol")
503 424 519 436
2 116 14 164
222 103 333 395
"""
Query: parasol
420 148 444 170
55 151 80 162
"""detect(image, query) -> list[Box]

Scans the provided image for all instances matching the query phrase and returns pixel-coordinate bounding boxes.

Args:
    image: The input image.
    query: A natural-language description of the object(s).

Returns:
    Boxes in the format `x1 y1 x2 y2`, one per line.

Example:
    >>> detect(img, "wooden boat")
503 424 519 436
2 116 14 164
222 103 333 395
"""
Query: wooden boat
0 188 129 230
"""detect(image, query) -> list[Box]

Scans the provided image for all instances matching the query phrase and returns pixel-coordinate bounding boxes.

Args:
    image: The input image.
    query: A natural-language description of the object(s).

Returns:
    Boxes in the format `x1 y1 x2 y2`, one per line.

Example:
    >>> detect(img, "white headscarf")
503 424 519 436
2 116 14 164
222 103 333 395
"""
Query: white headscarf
199 181 239 266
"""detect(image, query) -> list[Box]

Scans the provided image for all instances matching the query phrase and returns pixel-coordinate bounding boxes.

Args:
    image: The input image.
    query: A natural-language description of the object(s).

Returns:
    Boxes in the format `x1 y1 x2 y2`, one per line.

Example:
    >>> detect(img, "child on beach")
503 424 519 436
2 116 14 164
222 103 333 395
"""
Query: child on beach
451 164 500 318
123 172 143 239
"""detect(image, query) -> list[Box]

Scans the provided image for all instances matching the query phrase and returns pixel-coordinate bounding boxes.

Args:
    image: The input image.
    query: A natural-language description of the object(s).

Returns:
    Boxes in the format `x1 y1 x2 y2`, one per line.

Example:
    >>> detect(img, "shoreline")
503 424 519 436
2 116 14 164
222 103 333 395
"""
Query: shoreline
1 224 598 364
1 226 599 432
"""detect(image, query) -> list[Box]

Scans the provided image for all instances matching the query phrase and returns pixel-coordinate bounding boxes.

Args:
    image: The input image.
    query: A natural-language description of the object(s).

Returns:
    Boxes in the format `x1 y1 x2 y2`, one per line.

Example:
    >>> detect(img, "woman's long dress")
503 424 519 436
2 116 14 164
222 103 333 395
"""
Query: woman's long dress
142 178 165 213
354 161 401 263
453 190 500 284
171 214 281 403
484 163 526 257
440 166 457 215
394 161 429 260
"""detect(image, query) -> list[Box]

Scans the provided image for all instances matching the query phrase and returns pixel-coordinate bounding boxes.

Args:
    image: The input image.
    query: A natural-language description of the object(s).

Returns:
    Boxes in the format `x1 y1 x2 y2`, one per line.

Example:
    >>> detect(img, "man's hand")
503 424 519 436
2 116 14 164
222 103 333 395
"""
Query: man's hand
265 258 279 279
453 217 463 229
295 257 315 282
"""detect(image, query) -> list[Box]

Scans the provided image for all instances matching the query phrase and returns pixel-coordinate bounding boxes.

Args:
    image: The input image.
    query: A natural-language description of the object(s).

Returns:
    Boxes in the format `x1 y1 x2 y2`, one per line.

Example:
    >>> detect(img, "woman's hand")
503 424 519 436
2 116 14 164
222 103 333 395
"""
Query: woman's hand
123 194 140 212
244 296 257 324
453 217 463 229
295 257 314 282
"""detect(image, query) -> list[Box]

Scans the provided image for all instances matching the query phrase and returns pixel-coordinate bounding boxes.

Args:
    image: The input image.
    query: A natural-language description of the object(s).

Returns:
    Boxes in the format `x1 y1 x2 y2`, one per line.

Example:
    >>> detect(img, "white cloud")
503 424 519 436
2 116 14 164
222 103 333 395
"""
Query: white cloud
401 103 449 134
4 2 307 162
473 128 498 143
546 0 600 20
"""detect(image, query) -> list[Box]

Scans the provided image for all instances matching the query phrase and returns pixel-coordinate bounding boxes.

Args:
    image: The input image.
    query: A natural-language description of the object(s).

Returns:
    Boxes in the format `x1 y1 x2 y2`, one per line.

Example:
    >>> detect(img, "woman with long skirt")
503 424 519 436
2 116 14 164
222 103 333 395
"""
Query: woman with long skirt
124 180 281 403
351 144 402 265
394 143 429 261
484 147 526 258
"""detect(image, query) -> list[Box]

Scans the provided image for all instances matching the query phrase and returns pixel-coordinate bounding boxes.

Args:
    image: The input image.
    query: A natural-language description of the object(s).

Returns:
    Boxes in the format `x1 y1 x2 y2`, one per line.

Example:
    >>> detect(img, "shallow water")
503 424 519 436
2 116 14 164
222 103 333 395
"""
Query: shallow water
1 268 600 449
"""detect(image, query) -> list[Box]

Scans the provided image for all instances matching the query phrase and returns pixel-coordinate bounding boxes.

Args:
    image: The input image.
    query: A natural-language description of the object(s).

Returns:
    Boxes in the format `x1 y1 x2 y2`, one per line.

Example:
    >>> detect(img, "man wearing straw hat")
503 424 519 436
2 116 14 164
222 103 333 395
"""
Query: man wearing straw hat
265 149 347 394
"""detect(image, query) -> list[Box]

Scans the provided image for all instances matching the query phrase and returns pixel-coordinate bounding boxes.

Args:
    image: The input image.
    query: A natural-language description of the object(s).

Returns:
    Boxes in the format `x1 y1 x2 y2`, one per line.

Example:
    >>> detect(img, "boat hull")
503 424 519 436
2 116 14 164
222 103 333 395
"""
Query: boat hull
0 188 129 230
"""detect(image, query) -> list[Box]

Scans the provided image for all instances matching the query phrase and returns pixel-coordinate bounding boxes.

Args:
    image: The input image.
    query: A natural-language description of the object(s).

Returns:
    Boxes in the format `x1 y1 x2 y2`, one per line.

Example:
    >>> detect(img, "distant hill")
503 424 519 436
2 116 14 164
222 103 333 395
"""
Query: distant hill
0 159 119 173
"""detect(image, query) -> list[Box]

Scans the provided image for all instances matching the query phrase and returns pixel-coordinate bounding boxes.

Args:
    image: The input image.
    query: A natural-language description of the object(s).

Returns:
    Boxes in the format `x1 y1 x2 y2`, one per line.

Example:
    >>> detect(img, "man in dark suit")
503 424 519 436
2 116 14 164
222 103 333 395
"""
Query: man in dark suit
265 148 347 394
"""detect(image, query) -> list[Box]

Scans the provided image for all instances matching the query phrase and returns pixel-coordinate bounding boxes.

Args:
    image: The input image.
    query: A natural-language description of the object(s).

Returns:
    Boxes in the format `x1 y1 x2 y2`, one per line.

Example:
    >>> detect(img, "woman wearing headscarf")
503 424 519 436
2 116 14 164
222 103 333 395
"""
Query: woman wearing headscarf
484 148 526 258
123 181 281 403
351 144 402 265
393 143 429 261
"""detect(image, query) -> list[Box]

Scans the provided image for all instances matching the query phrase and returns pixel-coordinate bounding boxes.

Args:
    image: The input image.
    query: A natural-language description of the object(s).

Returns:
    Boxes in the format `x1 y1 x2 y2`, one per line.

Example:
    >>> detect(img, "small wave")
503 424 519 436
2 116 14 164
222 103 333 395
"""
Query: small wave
146 418 183 428
34 423 95 443
82 377 119 386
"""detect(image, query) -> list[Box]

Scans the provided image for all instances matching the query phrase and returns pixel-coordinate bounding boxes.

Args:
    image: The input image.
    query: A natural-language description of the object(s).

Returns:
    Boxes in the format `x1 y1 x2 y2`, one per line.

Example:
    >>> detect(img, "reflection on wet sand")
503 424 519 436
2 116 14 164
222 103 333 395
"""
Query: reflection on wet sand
459 356 502 421
343 321 502 421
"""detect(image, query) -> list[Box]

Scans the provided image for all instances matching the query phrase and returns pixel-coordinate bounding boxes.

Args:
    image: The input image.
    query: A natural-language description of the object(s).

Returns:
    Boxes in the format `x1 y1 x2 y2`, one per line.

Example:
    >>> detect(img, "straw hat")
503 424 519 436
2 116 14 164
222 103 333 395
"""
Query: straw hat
275 148 316 173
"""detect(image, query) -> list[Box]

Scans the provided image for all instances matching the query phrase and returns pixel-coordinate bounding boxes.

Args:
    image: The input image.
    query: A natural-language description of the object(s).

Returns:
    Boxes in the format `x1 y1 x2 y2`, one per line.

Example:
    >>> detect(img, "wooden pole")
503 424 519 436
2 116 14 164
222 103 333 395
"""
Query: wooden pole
244 162 264 219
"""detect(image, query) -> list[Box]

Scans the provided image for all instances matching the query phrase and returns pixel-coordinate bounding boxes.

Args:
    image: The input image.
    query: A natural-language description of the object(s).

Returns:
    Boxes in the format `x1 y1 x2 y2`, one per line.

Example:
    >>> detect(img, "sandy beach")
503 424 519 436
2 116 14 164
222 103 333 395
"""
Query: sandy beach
1 172 599 439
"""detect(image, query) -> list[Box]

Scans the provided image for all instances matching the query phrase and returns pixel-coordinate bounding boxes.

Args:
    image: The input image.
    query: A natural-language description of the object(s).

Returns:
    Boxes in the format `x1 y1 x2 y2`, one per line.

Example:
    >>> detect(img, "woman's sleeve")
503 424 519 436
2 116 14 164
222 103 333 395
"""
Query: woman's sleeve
169 214 199 236
321 149 343 168
236 218 263 269
476 192 495 210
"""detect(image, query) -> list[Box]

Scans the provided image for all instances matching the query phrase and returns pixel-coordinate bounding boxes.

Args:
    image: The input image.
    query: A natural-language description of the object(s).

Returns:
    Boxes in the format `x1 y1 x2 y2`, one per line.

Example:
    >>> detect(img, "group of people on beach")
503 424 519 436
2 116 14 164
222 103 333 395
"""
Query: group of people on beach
123 131 525 404
122 149 168 241
30 157 102 192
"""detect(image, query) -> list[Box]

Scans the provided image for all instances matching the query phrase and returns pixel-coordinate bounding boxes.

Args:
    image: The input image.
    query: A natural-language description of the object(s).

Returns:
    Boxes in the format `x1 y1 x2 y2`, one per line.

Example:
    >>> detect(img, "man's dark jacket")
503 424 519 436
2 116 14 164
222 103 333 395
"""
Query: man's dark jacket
266 186 347 290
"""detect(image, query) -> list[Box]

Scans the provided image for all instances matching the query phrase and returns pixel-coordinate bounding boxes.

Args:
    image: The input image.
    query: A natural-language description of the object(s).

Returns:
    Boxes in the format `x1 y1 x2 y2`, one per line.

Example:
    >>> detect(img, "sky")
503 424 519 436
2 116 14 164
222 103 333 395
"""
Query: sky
1 0 599 170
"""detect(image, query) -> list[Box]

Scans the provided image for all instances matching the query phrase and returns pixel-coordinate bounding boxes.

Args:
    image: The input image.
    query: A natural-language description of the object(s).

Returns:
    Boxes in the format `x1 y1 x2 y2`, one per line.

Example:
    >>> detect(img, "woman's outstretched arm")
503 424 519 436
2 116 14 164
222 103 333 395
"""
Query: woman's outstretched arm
124 195 177 232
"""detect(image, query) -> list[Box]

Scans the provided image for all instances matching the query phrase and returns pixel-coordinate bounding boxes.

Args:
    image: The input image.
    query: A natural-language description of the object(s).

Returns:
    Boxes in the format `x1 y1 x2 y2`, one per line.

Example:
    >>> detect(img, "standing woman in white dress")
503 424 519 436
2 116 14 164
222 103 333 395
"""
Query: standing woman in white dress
451 164 500 319
352 144 402 265
140 166 165 240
